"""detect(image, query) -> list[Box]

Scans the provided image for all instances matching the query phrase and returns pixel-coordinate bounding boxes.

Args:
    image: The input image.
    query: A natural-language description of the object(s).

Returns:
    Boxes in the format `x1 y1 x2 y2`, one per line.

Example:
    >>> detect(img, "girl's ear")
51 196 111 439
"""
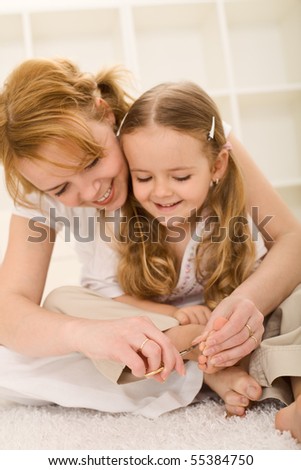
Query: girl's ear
211 149 229 180
95 97 116 125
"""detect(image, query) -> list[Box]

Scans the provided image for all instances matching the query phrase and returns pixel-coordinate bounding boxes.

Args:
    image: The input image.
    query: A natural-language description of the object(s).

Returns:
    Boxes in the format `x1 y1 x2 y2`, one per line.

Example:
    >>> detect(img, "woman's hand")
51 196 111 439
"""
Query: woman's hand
192 295 264 373
68 315 186 382
173 305 212 326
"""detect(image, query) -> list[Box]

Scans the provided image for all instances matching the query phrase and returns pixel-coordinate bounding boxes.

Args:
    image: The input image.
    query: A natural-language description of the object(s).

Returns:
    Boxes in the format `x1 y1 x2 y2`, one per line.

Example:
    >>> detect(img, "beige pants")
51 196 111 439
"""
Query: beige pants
249 284 301 404
43 286 179 383
44 284 301 404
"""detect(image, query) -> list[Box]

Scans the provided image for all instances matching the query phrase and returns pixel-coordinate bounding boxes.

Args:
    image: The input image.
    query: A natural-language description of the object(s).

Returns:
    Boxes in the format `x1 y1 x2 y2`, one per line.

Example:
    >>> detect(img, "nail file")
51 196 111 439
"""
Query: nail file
144 343 199 377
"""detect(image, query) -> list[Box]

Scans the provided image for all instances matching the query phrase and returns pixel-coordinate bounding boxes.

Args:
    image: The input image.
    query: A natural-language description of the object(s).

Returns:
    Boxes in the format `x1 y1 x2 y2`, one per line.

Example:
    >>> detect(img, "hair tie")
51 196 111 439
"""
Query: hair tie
222 141 232 151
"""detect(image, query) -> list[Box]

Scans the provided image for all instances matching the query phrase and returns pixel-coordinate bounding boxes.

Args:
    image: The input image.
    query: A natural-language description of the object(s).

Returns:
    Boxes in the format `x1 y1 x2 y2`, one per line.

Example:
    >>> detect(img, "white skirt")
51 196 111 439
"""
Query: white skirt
0 347 203 419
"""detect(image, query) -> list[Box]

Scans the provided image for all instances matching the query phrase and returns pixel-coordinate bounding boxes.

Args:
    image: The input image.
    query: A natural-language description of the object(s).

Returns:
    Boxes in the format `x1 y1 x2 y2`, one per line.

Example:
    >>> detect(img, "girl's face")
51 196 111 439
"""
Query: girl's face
122 124 218 226
17 120 129 211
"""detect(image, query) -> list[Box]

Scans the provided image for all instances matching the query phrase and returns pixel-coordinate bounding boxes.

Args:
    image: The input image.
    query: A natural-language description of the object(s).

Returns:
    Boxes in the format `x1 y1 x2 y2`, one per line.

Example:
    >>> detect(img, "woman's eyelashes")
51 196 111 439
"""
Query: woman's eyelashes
84 157 99 170
54 184 68 197
54 158 100 197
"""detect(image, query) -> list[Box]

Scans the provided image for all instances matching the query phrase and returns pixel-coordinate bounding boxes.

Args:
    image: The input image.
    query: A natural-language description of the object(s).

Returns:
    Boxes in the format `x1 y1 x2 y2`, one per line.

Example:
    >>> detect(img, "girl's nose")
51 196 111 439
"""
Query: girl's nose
152 179 172 198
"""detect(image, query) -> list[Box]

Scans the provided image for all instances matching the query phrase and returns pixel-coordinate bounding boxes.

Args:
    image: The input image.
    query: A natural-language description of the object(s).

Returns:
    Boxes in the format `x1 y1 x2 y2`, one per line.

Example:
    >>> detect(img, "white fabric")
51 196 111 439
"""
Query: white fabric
0 347 202 418
13 194 104 282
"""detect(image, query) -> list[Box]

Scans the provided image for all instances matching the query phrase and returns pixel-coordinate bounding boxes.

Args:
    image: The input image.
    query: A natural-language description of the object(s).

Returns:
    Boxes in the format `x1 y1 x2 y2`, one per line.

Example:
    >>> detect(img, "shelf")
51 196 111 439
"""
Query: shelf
212 95 234 129
238 89 301 185
132 2 228 91
30 8 124 72
0 14 26 83
225 0 301 88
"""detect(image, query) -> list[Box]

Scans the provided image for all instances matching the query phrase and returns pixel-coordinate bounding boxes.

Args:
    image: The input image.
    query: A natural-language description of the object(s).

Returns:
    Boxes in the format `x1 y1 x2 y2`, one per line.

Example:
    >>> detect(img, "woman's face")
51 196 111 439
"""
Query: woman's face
17 120 129 211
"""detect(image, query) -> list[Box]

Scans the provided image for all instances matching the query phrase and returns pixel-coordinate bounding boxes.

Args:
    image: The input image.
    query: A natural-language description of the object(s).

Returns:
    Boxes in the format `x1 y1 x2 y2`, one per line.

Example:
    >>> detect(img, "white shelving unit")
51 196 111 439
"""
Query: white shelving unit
1 0 300 189
0 0 300 291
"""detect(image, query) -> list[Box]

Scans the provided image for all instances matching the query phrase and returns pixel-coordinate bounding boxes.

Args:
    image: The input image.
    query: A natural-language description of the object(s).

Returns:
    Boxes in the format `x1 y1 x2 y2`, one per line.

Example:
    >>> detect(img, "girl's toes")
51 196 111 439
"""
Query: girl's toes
198 355 207 365
224 389 250 407
225 404 246 417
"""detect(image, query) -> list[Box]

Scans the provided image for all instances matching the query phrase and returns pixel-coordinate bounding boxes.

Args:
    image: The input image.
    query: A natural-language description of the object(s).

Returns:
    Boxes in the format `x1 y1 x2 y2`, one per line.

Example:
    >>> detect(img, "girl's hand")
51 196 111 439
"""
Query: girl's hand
173 305 211 326
68 315 186 382
192 295 264 373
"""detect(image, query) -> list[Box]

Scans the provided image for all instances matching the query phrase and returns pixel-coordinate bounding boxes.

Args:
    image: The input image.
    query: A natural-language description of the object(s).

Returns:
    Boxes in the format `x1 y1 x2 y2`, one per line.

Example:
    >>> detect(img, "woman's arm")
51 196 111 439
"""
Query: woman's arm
195 132 301 369
231 132 301 311
0 215 184 378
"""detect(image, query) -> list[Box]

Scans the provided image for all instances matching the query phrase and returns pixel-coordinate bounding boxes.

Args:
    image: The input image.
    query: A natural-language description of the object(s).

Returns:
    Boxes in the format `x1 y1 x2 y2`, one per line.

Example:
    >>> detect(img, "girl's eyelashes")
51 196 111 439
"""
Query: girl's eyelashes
134 175 192 182
174 175 191 181
136 176 152 182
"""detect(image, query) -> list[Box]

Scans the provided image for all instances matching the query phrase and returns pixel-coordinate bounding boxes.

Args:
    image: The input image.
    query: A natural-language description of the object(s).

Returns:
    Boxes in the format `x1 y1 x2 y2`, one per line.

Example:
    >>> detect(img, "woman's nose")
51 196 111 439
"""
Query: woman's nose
77 176 101 203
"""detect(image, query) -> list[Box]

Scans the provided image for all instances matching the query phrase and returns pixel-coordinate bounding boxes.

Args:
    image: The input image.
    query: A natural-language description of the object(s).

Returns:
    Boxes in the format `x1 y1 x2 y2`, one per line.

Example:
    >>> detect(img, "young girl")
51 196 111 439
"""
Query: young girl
81 81 301 438
81 81 265 410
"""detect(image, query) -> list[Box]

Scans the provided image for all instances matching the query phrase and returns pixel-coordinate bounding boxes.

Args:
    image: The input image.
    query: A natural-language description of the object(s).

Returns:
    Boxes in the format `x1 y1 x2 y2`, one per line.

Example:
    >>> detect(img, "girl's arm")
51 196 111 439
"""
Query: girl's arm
0 215 184 378
115 295 212 326
115 294 177 316
196 132 301 369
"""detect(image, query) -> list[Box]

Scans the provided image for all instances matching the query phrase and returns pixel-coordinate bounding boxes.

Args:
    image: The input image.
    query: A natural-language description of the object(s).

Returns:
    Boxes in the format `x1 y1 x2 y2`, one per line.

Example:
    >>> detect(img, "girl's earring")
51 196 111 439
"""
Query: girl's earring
210 178 219 188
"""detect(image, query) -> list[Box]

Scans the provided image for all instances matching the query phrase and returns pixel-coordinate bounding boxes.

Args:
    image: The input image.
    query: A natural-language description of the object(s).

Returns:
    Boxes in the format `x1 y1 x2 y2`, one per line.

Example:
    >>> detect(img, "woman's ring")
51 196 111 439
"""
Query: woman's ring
250 335 258 345
245 323 254 338
139 338 149 352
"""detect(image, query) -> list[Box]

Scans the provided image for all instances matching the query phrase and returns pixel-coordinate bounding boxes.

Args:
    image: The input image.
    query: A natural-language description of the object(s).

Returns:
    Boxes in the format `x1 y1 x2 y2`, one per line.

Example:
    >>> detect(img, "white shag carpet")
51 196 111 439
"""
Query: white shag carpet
0 398 300 450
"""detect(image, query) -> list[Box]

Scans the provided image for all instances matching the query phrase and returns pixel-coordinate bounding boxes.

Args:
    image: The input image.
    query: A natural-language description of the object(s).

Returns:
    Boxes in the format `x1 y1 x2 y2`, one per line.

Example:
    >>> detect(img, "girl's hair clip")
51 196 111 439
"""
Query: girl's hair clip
116 112 128 137
207 116 215 141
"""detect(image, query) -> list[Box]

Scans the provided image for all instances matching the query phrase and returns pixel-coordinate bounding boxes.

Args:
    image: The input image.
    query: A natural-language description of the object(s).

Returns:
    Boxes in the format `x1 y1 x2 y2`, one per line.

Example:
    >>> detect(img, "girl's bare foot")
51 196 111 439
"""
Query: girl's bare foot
275 395 301 443
198 317 228 374
165 323 205 361
204 366 262 416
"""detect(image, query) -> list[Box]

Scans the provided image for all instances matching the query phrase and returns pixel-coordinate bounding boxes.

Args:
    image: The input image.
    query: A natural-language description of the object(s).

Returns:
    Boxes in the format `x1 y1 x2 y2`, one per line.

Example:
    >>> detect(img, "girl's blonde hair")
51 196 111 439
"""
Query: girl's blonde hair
118 82 256 308
0 57 133 207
